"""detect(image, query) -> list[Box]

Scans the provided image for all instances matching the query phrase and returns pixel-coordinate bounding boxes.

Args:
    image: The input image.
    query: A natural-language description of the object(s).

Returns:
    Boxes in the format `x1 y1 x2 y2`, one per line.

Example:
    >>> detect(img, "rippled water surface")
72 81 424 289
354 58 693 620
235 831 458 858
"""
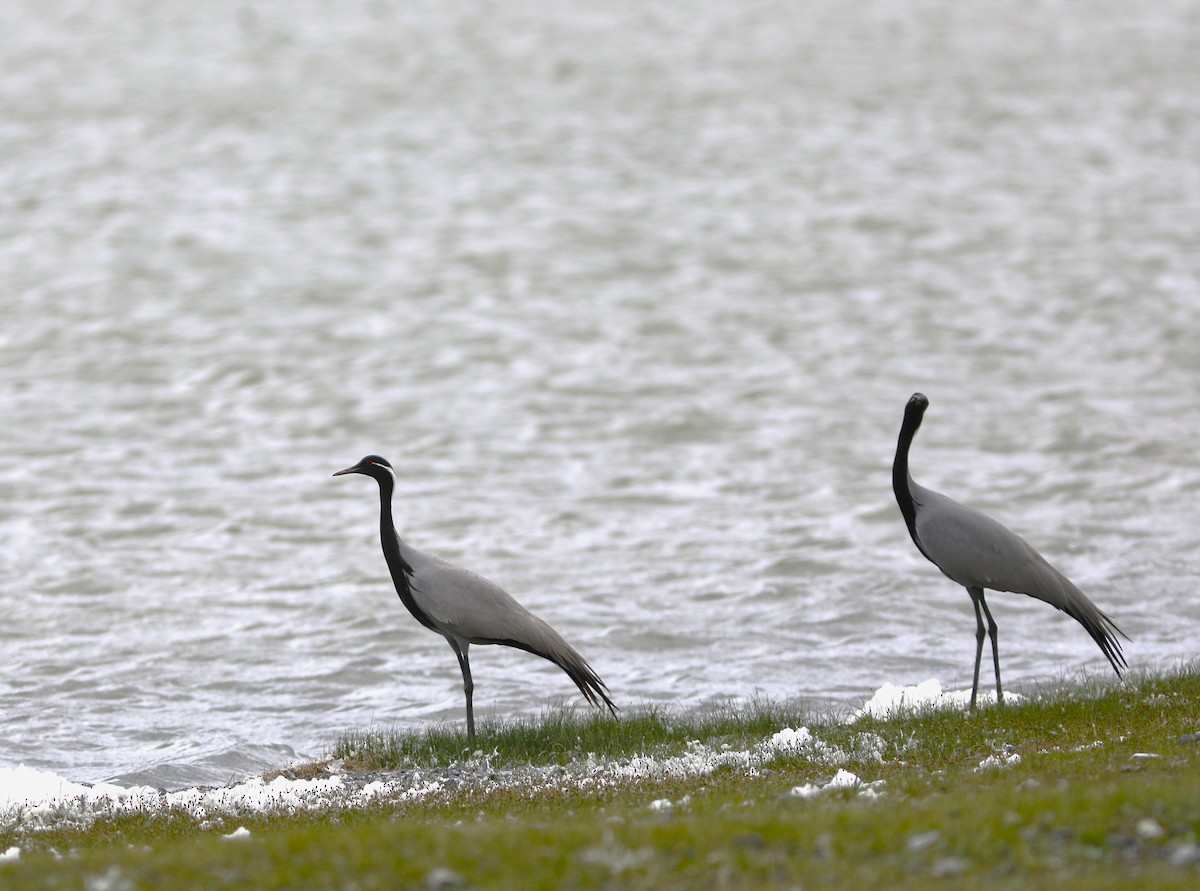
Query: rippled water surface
2 0 1199 787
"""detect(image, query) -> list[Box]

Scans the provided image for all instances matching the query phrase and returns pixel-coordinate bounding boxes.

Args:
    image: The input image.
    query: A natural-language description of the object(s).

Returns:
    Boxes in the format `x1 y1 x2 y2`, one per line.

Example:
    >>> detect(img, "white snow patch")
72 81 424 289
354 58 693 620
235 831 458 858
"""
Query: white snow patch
789 769 886 800
222 826 251 840
765 727 846 763
589 726 886 790
827 768 863 789
976 752 1022 771
358 780 389 801
788 782 825 799
2 724 890 831
0 764 370 832
1040 739 1104 755
852 680 1022 721
1 846 19 862
766 727 887 765
857 783 887 800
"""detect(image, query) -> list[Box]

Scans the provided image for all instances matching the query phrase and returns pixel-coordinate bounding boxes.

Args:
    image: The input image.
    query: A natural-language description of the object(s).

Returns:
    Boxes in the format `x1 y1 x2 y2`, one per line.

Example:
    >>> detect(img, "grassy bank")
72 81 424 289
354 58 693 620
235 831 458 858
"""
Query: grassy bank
3 668 1199 889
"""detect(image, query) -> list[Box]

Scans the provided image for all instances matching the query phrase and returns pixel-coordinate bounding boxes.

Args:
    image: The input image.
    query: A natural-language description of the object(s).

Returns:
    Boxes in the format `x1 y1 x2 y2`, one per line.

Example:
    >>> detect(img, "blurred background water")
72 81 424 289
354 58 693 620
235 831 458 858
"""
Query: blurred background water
1 0 1198 788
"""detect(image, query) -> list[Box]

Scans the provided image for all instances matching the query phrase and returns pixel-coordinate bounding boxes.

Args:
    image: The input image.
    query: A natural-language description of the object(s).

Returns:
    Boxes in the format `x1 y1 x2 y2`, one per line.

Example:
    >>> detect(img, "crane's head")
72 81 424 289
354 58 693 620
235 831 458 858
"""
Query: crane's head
333 454 395 481
901 392 929 434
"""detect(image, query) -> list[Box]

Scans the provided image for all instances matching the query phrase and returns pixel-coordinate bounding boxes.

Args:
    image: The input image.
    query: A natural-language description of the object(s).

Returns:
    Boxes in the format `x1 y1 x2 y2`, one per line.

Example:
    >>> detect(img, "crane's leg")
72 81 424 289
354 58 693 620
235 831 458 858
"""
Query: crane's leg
977 590 1003 706
964 585 1003 710
448 638 475 740
967 587 987 712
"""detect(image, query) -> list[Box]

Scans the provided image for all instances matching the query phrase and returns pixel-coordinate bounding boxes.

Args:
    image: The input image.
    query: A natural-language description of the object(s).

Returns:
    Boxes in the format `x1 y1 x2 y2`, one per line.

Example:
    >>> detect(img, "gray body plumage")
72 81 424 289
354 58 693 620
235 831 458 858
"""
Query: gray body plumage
398 541 615 708
401 543 568 649
335 455 615 737
893 393 1127 709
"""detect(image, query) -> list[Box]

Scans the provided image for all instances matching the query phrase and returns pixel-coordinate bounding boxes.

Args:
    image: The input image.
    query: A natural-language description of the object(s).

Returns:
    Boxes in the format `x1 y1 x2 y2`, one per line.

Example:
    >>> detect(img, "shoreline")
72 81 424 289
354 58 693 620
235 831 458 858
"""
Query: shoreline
3 667 1197 889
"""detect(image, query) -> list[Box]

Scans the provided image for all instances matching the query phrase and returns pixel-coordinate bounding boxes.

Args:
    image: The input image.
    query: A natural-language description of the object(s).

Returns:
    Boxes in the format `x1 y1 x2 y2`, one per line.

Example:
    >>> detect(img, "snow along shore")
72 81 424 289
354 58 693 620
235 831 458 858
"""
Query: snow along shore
1 680 991 838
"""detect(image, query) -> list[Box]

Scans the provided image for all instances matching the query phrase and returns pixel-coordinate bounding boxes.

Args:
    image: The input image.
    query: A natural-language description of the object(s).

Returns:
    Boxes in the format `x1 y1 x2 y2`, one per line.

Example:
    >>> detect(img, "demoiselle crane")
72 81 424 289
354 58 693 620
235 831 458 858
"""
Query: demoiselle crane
334 455 616 738
892 393 1127 710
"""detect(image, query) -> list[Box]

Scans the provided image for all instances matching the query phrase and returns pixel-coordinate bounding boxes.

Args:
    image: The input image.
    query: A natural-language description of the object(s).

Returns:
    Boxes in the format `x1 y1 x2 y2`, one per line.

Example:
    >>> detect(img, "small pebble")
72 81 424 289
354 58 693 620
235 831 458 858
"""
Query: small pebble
1135 818 1165 841
930 856 970 877
1167 842 1200 867
907 830 941 854
1106 833 1138 852
734 833 765 850
426 867 466 890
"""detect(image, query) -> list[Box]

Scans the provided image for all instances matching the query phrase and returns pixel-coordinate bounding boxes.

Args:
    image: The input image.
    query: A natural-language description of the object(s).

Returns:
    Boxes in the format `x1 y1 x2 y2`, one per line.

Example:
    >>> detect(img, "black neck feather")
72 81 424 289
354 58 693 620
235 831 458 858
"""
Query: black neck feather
373 472 438 633
892 406 922 546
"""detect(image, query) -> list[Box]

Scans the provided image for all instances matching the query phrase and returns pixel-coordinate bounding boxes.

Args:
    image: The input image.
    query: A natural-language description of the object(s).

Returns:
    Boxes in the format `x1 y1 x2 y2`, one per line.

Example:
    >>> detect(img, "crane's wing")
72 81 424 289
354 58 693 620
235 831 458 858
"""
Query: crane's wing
912 485 1127 674
400 542 616 712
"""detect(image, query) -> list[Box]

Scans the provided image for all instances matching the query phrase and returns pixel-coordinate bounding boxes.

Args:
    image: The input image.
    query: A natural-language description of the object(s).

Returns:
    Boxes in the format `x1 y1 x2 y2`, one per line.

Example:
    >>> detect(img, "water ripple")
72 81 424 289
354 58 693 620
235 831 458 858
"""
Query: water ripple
2 0 1199 786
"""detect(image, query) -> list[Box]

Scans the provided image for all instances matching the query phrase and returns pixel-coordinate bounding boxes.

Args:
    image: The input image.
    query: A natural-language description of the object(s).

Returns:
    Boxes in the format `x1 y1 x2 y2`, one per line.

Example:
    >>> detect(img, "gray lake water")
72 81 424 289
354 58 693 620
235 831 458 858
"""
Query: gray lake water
2 0 1199 788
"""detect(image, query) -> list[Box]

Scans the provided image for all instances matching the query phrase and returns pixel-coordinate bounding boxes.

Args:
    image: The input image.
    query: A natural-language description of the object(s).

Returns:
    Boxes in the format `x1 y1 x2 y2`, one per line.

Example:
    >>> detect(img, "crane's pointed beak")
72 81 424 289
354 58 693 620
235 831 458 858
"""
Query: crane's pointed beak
332 463 362 477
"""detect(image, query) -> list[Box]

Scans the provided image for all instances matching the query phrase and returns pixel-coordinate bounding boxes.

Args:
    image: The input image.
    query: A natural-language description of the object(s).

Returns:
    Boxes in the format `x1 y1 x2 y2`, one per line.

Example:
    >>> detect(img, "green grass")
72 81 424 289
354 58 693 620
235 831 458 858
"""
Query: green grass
329 696 820 769
3 667 1200 889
